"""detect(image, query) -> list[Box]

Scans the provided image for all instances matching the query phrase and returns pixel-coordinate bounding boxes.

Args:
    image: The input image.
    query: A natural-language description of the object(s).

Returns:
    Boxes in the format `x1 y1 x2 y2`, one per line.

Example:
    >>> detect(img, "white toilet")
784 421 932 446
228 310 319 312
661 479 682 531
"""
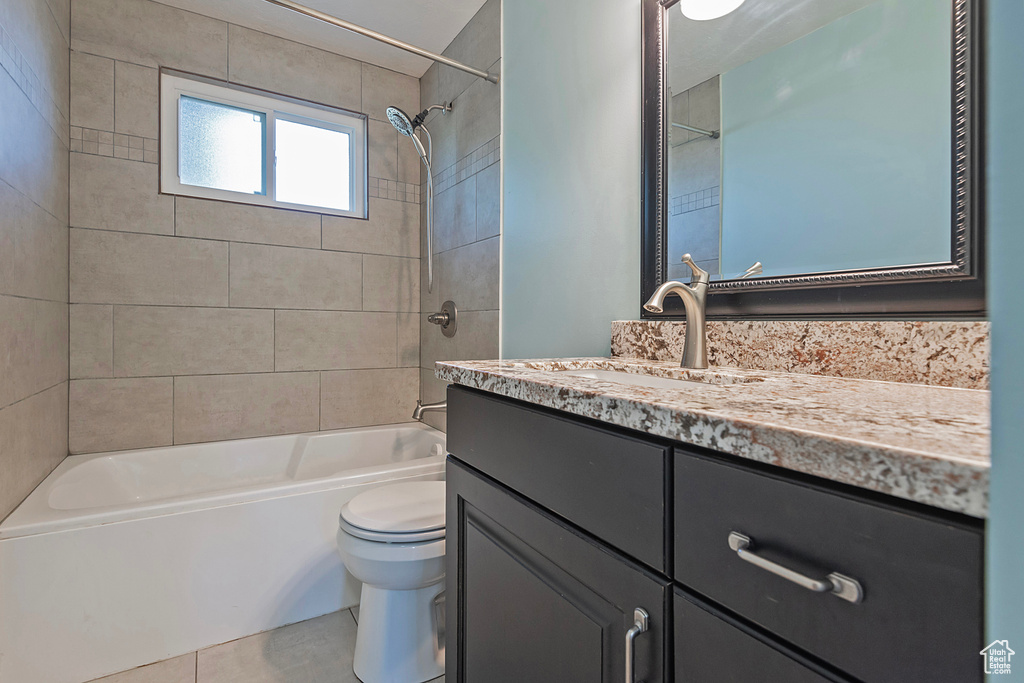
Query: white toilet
337 480 446 683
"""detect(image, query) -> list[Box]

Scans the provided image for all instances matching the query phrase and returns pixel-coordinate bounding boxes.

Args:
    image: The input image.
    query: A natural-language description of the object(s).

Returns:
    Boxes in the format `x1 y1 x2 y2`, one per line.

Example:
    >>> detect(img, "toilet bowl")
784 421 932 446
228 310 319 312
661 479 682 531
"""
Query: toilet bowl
337 480 446 683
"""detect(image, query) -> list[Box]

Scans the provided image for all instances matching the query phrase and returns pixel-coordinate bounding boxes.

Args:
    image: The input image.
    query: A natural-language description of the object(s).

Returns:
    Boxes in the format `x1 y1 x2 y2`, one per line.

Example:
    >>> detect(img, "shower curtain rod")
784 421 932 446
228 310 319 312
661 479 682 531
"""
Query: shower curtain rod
263 0 500 85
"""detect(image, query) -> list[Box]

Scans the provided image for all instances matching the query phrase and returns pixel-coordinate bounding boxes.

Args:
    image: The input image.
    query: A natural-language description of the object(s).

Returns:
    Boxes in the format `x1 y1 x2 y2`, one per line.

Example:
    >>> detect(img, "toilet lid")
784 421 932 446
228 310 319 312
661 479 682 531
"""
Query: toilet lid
341 481 446 535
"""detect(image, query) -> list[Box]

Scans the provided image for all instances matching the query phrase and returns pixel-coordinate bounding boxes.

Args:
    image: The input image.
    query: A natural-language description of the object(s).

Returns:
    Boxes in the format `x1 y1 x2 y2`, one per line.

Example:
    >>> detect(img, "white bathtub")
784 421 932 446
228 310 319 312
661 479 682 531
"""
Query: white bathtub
0 423 445 683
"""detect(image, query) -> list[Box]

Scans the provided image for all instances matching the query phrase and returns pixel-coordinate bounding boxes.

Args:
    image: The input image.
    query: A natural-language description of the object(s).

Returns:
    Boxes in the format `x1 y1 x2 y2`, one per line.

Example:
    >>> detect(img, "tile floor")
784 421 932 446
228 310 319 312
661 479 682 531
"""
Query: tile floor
87 608 445 683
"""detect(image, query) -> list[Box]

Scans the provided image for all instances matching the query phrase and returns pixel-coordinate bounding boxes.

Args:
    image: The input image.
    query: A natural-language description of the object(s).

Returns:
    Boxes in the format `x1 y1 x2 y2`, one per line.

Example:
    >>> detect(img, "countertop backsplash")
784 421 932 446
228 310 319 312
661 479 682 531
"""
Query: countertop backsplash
612 320 989 389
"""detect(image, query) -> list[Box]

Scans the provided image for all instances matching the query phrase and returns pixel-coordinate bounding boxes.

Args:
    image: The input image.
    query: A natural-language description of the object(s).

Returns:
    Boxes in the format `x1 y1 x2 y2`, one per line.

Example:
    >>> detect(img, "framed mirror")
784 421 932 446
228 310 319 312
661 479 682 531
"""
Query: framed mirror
641 0 984 318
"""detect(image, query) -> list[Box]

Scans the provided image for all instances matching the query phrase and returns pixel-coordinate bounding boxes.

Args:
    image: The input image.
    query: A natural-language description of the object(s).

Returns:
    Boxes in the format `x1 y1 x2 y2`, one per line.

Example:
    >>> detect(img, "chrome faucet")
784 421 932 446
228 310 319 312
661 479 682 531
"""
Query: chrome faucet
643 254 710 369
412 399 447 421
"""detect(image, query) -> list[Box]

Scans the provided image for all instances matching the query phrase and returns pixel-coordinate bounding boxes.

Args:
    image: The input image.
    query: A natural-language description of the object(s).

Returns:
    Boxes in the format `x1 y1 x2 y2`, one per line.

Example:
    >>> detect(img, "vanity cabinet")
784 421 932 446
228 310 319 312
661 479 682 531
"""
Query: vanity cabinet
445 385 984 683
445 460 669 682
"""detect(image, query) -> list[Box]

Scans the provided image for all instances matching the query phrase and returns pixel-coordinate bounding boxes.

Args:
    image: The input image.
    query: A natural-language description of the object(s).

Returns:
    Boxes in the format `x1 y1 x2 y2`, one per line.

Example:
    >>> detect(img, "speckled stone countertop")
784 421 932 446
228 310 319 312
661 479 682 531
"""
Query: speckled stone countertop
436 358 990 518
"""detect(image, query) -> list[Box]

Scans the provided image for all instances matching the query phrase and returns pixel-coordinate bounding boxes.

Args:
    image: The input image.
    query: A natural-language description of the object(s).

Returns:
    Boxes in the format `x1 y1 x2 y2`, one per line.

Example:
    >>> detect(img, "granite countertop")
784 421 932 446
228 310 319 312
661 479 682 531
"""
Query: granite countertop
436 357 990 518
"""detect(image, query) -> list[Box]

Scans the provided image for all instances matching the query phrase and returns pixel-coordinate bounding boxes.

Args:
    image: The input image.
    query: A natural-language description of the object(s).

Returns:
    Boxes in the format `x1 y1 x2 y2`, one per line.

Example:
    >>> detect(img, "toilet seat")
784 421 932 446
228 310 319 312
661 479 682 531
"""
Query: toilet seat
340 481 445 543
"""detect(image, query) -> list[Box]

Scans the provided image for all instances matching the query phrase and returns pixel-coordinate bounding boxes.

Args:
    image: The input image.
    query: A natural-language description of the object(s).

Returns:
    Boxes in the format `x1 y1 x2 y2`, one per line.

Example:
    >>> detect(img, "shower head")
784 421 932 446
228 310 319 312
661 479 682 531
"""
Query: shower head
386 102 452 137
386 106 416 137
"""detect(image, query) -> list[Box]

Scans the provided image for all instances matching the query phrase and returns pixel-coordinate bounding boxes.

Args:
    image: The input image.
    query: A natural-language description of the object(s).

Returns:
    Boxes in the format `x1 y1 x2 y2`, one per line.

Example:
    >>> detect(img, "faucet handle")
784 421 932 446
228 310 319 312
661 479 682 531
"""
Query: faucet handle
680 254 710 285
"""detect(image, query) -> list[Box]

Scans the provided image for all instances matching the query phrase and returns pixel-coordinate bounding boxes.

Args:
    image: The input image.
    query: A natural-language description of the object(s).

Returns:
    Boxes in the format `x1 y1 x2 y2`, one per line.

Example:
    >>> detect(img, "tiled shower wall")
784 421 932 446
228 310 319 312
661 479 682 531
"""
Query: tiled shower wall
0 0 70 518
668 76 720 281
417 0 501 432
67 0 423 453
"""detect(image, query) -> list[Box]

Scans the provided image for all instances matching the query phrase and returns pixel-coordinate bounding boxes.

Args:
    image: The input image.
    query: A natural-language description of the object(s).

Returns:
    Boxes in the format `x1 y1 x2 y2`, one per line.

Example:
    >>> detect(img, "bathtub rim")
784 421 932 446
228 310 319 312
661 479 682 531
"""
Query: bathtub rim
0 422 446 541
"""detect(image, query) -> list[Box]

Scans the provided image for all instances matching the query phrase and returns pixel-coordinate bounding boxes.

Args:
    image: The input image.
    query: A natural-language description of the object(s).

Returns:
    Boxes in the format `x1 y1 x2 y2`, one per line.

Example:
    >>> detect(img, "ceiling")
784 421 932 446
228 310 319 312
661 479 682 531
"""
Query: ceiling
159 0 489 77
668 0 878 93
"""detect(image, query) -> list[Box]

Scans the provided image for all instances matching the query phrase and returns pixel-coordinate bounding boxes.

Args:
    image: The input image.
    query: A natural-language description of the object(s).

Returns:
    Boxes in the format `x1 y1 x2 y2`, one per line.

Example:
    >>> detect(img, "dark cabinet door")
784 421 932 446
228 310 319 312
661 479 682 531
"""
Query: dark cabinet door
447 458 669 683
675 587 851 683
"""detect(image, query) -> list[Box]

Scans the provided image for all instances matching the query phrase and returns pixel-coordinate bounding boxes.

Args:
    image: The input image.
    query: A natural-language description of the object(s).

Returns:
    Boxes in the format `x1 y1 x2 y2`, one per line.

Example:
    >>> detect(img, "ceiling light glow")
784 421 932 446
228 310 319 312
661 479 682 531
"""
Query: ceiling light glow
679 0 746 21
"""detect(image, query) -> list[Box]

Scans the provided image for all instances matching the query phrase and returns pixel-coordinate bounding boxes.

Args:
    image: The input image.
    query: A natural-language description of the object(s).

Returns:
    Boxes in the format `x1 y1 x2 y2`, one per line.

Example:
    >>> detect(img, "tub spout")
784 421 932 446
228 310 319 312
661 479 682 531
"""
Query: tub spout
413 399 447 421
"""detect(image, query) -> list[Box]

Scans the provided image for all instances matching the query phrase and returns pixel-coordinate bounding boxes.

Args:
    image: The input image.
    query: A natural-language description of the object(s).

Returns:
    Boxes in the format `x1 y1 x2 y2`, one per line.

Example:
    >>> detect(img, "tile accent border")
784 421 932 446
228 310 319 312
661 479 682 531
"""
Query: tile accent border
369 176 419 204
71 126 158 163
611 320 990 389
431 135 500 196
670 186 719 216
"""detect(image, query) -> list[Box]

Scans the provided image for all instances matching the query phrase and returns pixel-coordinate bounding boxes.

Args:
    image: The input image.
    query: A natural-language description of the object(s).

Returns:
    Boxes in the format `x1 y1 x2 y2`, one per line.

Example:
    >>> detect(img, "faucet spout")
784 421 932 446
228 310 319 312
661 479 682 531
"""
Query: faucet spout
412 399 447 421
642 254 709 369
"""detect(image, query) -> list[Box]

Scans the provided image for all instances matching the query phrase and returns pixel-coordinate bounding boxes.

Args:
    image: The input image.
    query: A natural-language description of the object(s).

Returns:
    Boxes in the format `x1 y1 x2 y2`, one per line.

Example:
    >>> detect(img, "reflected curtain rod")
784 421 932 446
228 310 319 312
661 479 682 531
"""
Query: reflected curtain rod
262 0 500 85
672 122 719 139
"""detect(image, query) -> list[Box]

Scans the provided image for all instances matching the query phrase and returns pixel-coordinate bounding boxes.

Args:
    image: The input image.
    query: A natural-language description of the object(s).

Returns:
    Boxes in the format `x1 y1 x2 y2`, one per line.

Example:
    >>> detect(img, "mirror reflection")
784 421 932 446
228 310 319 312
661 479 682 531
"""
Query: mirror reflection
666 0 953 283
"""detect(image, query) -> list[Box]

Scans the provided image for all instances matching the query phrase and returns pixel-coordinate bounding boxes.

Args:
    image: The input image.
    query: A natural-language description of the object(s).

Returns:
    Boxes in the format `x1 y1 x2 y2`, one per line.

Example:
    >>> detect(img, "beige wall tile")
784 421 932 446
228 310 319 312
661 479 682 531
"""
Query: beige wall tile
454 73 501 161
114 61 158 138
71 228 229 306
439 0 501 105
71 304 113 378
438 237 498 311
71 51 114 131
0 295 68 410
320 368 418 430
229 243 360 310
69 377 173 454
175 197 320 249
322 197 418 258
0 180 68 302
0 0 71 117
88 652 195 683
361 63 418 124
433 176 476 253
398 312 419 368
70 153 173 235
0 382 68 520
275 310 396 372
476 161 500 240
72 0 228 77
362 255 419 312
174 372 319 444
114 306 274 377
397 134 422 187
368 119 398 181
226 25 360 111
454 309 500 360
0 66 70 223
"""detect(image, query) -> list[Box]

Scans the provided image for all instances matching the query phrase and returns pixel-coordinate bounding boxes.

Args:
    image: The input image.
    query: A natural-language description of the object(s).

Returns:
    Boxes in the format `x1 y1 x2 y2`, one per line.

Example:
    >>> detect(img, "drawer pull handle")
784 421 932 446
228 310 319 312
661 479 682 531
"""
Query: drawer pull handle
625 607 649 683
728 532 863 604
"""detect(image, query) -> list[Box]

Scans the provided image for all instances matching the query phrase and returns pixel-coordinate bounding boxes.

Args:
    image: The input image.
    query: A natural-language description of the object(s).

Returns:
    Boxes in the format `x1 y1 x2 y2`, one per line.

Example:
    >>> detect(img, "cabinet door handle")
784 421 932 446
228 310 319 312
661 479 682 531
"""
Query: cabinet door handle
625 607 649 683
728 532 863 604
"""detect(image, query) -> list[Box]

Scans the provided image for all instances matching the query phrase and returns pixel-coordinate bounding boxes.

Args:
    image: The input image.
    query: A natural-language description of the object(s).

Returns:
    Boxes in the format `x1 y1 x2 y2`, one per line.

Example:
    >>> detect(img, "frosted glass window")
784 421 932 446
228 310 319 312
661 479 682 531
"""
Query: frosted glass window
275 119 351 211
179 96 265 195
161 72 366 218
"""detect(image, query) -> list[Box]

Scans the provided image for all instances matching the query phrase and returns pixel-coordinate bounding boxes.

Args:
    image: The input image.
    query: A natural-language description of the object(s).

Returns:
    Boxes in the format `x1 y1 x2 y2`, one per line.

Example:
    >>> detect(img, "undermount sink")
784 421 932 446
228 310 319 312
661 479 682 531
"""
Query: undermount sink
557 367 762 389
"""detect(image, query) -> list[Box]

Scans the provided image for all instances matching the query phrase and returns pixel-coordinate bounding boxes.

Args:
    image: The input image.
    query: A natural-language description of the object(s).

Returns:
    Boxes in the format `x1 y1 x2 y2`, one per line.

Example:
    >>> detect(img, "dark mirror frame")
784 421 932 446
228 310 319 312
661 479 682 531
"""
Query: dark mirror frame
641 0 986 319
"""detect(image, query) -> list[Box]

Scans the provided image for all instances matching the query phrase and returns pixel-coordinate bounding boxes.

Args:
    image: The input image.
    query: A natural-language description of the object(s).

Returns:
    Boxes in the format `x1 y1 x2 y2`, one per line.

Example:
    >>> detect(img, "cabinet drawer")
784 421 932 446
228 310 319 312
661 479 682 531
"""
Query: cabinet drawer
674 587 845 683
674 450 983 683
447 386 670 572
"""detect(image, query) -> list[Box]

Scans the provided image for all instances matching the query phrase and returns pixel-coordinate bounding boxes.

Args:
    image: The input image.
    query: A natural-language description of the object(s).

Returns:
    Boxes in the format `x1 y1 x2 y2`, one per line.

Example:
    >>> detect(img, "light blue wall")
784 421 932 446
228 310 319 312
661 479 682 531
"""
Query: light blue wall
986 0 1024 661
720 0 950 279
501 0 640 359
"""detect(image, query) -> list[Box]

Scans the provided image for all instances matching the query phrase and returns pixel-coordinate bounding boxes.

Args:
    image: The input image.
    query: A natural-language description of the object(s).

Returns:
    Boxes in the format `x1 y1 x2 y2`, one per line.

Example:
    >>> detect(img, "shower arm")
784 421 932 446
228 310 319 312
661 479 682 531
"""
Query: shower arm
263 0 499 85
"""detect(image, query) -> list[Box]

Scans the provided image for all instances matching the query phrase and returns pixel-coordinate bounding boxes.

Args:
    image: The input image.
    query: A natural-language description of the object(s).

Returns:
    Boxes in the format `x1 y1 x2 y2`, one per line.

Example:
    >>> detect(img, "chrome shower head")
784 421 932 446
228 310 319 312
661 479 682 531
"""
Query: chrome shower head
386 106 416 137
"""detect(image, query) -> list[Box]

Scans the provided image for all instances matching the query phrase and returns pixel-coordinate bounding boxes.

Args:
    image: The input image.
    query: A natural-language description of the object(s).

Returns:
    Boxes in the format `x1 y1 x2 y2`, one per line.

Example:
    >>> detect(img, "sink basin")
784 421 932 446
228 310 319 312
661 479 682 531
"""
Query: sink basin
557 367 763 388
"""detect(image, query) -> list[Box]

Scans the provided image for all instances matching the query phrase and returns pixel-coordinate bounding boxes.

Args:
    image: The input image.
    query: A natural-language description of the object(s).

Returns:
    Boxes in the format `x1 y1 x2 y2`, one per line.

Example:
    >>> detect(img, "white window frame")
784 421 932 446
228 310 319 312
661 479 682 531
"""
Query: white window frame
160 71 367 218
